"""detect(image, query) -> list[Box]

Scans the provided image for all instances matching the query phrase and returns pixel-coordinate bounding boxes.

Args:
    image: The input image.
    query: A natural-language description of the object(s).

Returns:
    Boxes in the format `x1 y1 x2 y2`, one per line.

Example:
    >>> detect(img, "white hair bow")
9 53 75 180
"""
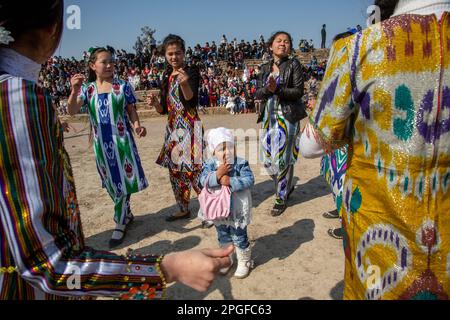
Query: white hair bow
0 27 14 45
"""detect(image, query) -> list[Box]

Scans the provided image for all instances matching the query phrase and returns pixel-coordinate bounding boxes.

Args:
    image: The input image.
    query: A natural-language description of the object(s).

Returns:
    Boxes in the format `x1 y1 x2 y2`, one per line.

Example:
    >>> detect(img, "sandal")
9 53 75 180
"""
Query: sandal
327 227 344 240
109 228 127 248
271 203 287 217
166 211 191 222
323 210 340 220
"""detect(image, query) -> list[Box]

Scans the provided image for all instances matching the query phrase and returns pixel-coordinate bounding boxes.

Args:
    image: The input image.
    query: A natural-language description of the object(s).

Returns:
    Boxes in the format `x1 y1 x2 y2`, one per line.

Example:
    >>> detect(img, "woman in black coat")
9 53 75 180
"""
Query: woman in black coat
256 31 306 217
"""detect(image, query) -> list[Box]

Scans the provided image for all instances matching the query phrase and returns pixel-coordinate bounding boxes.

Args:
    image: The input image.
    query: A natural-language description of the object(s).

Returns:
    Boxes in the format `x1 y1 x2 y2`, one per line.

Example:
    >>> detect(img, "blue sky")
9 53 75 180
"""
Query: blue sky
58 0 374 58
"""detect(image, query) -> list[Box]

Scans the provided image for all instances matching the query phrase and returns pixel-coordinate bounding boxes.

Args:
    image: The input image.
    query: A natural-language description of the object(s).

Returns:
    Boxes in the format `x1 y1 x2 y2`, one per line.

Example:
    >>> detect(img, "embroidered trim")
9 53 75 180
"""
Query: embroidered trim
0 267 18 274
119 253 167 300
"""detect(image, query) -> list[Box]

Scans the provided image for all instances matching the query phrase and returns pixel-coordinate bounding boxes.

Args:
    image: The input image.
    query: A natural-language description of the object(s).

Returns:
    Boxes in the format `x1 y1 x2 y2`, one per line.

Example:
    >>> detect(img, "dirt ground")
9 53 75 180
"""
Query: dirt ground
64 113 344 300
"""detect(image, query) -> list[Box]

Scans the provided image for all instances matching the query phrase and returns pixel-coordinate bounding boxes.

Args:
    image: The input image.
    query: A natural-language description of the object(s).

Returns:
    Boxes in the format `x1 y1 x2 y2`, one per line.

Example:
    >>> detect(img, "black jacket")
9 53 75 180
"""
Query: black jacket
255 57 307 123
159 65 200 115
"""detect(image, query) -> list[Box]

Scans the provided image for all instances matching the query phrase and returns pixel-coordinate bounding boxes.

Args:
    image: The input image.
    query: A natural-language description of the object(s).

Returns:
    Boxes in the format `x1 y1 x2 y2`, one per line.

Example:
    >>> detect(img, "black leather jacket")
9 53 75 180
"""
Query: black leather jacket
256 57 306 123
158 65 200 115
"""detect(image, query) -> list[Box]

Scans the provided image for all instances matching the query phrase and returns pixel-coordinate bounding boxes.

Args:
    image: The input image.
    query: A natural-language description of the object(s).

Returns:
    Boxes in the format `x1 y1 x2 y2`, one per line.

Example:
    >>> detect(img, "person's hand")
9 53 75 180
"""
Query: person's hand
135 126 147 138
146 92 159 109
219 175 231 187
267 76 277 93
160 246 234 292
70 74 85 93
173 69 190 86
216 164 232 180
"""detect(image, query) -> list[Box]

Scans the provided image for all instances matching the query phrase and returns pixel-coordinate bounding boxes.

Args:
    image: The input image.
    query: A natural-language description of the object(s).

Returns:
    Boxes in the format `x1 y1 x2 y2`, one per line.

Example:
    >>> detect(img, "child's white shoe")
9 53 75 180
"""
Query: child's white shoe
220 243 234 275
234 247 254 279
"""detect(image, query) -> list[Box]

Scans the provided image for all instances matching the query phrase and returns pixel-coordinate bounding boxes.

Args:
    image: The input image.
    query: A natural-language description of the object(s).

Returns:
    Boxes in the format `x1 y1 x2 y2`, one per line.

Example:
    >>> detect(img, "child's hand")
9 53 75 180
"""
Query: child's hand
70 74 85 93
216 164 232 180
146 92 159 109
267 76 277 93
219 175 231 187
174 69 190 86
135 126 147 138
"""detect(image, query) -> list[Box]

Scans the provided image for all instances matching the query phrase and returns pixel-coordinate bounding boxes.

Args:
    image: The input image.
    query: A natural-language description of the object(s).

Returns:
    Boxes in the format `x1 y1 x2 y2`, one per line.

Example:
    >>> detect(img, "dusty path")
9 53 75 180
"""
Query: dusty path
64 113 344 300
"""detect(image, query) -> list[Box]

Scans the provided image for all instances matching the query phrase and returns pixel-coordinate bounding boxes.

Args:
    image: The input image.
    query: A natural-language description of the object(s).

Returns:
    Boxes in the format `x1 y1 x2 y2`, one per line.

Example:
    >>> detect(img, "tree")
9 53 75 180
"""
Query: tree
135 27 157 55
133 36 144 54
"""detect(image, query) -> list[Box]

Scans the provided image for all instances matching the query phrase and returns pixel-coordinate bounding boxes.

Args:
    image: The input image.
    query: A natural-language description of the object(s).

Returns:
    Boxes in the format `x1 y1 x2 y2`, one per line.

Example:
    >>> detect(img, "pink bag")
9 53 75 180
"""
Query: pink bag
199 173 232 221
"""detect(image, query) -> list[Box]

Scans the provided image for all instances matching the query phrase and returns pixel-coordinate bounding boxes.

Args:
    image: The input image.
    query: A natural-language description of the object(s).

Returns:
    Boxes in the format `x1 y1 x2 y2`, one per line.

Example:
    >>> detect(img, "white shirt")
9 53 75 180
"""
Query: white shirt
0 48 41 83
393 0 450 18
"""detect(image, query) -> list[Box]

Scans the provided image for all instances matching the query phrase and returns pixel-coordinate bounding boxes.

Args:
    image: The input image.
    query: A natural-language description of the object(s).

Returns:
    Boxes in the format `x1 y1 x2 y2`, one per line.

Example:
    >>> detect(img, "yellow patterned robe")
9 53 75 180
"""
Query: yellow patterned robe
312 13 450 300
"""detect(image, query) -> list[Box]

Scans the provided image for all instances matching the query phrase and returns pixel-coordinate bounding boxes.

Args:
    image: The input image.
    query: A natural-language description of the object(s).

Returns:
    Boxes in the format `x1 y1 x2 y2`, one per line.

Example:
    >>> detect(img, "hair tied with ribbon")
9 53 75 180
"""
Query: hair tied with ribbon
87 46 116 58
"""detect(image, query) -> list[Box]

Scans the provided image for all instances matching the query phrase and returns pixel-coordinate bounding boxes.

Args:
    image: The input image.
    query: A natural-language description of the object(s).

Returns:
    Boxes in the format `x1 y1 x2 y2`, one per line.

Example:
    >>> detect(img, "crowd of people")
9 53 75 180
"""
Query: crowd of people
186 35 270 66
2 0 450 303
298 39 315 52
39 35 326 116
197 63 258 114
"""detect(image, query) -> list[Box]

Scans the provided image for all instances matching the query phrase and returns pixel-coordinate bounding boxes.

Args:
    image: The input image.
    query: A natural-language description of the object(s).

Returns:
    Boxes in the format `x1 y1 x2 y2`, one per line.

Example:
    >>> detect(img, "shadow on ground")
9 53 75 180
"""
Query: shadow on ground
298 280 344 301
252 219 315 267
166 219 315 300
252 175 331 210
86 200 203 250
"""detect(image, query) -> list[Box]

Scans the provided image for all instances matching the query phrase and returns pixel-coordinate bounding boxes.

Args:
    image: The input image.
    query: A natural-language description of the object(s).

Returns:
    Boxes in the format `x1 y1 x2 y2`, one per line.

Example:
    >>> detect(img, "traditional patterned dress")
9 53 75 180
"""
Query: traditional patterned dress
156 77 204 213
312 13 450 300
260 73 301 205
79 80 148 225
0 72 164 300
320 146 348 213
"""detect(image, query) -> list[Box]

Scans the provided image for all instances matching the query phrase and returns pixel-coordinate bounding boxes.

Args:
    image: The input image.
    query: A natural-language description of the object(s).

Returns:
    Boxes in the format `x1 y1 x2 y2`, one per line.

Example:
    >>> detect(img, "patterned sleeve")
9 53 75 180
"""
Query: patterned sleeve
311 37 355 152
77 83 88 107
0 79 164 299
230 160 255 193
124 81 137 105
199 160 220 189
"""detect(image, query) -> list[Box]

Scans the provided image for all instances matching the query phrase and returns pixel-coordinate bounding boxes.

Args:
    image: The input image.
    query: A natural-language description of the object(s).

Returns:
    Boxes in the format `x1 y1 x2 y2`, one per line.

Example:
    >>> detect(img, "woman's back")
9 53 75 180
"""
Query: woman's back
314 13 450 204
312 13 450 300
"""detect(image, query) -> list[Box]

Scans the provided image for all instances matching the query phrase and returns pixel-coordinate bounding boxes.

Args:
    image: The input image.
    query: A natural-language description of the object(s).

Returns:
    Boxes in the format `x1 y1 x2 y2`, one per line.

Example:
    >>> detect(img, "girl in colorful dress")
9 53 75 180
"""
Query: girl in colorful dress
147 35 204 222
199 128 255 279
256 31 306 217
0 0 233 300
67 47 148 248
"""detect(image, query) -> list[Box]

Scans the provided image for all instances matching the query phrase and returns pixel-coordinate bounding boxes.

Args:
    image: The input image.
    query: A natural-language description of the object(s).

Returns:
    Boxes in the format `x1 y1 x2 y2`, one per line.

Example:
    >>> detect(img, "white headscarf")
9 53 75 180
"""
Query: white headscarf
393 0 450 18
207 128 235 154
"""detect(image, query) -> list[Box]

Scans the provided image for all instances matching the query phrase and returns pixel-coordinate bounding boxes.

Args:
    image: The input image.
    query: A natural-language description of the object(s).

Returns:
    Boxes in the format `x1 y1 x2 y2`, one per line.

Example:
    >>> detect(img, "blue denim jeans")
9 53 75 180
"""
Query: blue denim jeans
216 225 250 250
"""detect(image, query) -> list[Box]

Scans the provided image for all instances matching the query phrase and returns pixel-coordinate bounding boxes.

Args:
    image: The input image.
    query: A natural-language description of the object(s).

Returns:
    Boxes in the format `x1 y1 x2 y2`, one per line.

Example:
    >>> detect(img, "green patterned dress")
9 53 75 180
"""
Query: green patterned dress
79 80 148 199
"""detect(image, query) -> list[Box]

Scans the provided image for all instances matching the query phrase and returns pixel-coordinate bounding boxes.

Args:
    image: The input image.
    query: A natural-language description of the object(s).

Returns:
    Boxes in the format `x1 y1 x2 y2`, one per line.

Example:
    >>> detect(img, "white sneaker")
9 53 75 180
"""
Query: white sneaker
234 247 254 279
